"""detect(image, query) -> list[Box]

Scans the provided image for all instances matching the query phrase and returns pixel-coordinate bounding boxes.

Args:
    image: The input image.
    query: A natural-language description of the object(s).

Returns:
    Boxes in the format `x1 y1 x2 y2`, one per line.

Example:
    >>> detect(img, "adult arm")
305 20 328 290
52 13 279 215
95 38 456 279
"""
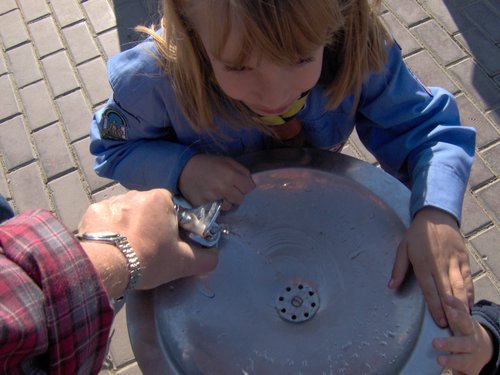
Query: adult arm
0 210 113 374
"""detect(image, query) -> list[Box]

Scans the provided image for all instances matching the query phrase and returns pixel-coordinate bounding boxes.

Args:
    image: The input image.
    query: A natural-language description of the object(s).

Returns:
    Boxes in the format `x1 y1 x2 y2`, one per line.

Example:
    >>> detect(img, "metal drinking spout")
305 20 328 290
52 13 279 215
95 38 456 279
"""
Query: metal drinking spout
174 197 223 247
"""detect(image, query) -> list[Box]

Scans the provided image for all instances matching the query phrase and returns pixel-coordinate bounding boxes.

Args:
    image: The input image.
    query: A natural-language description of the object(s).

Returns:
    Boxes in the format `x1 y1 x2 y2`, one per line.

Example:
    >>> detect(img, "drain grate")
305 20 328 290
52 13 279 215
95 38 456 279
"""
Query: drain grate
275 282 320 323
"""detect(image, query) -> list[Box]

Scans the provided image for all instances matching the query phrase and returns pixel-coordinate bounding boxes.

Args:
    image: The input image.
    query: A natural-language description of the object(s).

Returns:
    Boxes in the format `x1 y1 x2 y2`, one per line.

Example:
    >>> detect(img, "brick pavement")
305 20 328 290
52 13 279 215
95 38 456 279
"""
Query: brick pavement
0 0 498 373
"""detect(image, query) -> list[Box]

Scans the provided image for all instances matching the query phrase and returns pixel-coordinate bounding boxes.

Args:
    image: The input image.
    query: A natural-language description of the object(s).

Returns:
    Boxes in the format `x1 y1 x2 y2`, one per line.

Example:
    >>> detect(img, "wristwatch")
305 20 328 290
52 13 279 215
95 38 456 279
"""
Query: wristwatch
76 232 142 294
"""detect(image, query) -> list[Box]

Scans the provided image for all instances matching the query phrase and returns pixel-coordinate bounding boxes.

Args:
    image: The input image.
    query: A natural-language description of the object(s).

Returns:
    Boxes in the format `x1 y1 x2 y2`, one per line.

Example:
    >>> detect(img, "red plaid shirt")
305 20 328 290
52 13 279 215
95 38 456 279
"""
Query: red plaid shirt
0 210 114 374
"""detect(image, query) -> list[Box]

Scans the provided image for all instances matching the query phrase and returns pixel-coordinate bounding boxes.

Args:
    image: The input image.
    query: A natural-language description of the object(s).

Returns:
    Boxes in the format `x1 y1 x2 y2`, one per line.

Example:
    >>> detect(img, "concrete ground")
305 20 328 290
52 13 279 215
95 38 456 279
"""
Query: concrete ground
0 0 498 373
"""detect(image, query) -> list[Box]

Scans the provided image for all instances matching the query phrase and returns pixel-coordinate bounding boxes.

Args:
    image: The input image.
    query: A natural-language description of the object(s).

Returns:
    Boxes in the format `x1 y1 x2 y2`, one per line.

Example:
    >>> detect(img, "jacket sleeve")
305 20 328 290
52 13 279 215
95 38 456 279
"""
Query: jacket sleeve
89 40 199 192
355 42 476 222
472 300 500 375
0 210 113 374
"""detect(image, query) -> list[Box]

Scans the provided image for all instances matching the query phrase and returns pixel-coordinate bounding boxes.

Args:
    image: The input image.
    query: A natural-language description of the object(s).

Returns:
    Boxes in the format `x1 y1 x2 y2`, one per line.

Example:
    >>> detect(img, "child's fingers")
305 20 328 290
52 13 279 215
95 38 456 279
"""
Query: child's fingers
444 294 469 313
443 296 474 336
437 353 476 375
433 336 473 354
447 307 474 336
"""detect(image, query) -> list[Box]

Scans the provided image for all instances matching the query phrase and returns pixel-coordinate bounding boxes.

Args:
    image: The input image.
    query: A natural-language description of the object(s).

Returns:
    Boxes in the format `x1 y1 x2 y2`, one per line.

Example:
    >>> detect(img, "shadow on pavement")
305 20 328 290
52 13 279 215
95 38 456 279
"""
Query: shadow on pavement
112 0 162 51
443 0 500 114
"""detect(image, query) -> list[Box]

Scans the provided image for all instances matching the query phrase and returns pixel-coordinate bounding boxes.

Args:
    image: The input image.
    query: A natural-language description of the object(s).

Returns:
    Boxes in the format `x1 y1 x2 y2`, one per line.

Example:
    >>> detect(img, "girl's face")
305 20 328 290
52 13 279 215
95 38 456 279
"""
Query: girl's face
198 24 324 116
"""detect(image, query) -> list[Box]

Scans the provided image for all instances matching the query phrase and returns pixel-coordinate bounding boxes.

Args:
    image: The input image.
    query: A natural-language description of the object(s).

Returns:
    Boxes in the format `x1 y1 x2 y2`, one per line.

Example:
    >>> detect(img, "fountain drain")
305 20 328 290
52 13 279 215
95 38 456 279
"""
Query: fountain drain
275 282 319 323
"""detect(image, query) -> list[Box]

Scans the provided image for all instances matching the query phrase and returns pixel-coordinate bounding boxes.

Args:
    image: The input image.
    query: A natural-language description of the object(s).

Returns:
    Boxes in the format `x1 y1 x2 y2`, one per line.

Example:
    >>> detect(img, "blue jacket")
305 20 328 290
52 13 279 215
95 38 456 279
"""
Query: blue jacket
90 40 475 222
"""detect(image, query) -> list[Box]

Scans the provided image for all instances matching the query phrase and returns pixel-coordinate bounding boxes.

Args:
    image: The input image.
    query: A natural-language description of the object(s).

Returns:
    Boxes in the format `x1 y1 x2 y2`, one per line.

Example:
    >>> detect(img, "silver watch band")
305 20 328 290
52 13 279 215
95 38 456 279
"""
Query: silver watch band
76 232 142 294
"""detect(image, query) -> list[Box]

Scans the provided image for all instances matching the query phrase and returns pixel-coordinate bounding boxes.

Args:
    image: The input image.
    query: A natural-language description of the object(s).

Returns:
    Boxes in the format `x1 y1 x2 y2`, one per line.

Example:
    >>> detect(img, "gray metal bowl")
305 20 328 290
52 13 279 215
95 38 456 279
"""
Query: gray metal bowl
127 149 449 375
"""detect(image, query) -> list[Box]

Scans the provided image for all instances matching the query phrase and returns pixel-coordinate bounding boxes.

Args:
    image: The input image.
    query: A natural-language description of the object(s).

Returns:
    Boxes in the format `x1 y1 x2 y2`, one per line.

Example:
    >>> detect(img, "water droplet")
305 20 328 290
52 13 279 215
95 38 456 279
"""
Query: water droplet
199 283 215 298
342 341 352 350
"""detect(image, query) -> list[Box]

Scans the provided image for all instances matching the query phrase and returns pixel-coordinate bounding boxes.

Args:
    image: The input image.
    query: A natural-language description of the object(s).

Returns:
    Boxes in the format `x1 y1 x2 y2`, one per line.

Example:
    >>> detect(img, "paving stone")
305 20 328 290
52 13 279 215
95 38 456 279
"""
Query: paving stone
0 116 34 170
448 58 500 111
0 0 17 15
63 22 100 65
83 0 117 34
112 0 162 28
114 363 142 375
445 0 481 9
404 50 459 94
347 129 377 165
455 95 499 149
107 303 135 368
466 243 484 277
41 51 80 97
477 180 500 223
28 16 64 58
73 137 114 192
455 29 500 77
471 227 500 278
340 143 360 160
488 108 500 128
412 20 466 66
9 162 51 212
19 81 58 131
482 143 499 176
6 43 43 88
0 10 29 49
92 183 128 202
384 0 429 26
17 0 50 23
112 0 161 51
463 1 500 43
461 192 492 236
381 12 421 56
48 171 90 231
416 0 475 35
33 124 74 179
0 51 7 75
98 29 121 60
49 0 84 28
0 75 21 121
0 171 10 200
469 154 496 189
474 274 500 304
56 90 94 142
78 58 112 105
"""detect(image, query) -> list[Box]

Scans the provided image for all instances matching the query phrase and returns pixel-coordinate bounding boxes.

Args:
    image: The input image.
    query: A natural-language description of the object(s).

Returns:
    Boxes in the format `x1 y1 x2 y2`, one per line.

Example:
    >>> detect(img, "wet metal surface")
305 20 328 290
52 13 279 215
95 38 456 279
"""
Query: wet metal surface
127 149 449 374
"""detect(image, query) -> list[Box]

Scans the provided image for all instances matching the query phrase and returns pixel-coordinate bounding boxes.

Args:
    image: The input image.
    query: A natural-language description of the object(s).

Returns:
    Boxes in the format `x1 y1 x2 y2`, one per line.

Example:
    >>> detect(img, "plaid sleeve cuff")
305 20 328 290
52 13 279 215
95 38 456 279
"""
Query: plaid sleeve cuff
0 210 114 374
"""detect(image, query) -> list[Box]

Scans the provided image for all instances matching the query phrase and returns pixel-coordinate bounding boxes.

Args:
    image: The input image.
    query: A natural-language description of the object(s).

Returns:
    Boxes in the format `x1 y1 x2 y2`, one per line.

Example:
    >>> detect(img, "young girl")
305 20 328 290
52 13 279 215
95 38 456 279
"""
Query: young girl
90 0 475 331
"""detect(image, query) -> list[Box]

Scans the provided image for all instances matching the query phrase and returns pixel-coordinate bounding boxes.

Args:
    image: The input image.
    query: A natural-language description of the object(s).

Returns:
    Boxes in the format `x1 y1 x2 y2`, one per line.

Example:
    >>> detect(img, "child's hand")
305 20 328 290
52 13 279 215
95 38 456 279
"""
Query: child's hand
432 296 493 375
388 207 474 327
179 154 256 211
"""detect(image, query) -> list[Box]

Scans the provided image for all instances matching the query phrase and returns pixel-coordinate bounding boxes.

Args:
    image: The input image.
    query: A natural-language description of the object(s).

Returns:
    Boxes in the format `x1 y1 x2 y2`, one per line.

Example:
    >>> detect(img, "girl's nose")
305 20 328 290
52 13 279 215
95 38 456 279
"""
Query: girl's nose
253 66 292 107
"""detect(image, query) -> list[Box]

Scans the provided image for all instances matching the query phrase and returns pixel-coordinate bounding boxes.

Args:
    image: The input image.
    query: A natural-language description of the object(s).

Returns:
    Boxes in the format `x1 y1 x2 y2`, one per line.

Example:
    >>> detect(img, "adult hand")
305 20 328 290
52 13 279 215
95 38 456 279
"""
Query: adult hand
388 207 473 327
179 154 256 211
79 189 218 298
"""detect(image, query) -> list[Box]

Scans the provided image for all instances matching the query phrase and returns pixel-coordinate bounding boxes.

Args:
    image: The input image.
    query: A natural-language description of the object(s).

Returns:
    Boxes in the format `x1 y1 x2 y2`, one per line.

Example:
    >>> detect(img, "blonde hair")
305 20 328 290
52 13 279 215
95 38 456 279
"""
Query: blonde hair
138 0 391 133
